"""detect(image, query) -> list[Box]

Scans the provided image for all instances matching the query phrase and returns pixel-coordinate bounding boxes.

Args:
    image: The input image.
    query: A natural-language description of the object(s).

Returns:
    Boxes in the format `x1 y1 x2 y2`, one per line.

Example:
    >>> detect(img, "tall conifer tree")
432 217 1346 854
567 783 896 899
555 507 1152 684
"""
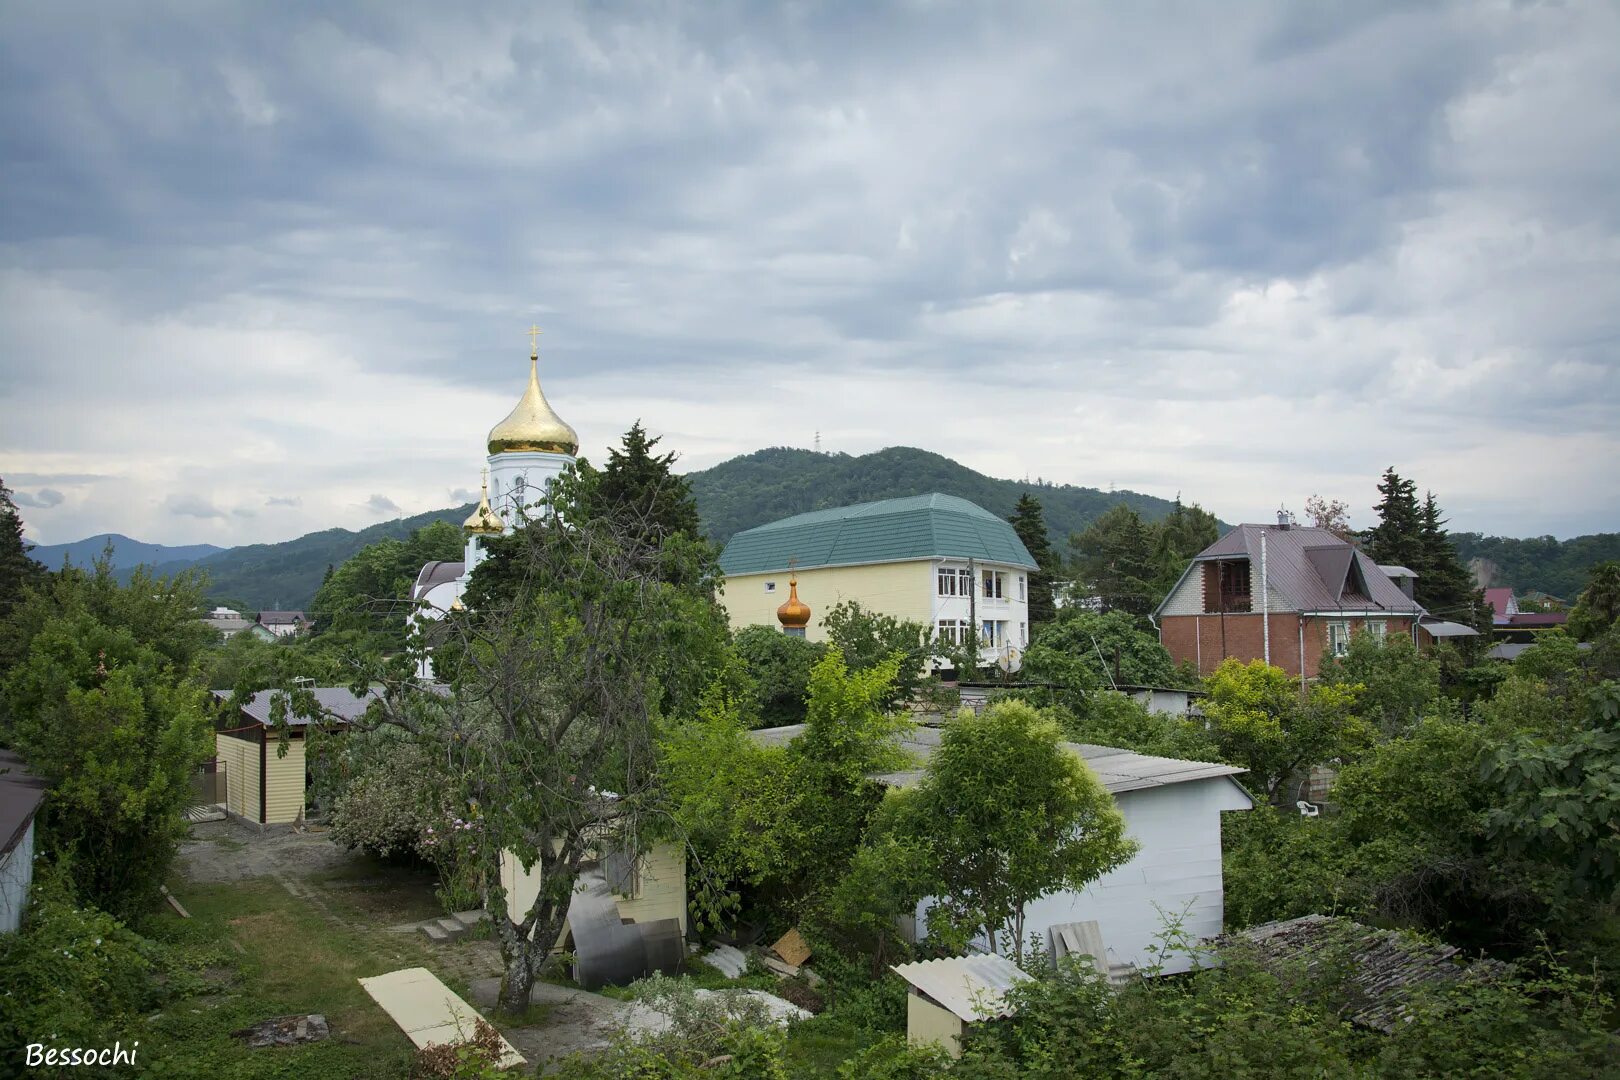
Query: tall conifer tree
596 421 702 545
1009 493 1056 625
0 476 44 624
1365 467 1423 571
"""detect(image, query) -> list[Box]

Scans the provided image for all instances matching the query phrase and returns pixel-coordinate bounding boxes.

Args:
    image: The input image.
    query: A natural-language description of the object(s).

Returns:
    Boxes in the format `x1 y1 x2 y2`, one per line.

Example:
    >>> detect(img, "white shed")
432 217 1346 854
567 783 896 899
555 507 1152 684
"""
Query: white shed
892 953 1028 1058
875 731 1254 976
746 724 1255 976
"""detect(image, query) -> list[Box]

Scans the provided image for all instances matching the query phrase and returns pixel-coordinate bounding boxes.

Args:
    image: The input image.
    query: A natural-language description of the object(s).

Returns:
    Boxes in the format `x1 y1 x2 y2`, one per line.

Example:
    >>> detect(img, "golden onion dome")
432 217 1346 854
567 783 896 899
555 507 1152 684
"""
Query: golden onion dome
487 352 579 456
776 575 812 630
462 470 504 536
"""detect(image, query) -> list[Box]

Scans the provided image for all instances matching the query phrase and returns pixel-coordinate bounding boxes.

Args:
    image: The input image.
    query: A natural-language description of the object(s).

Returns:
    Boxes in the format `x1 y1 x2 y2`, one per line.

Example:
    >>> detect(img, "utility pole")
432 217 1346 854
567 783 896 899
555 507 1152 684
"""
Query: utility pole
968 557 978 675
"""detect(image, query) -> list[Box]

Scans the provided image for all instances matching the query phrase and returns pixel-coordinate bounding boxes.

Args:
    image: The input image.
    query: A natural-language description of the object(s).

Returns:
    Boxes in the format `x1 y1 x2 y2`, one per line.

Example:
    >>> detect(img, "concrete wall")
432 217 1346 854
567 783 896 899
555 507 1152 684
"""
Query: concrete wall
720 561 934 640
263 733 307 825
914 776 1253 975
1160 613 1414 678
0 819 35 933
906 991 965 1058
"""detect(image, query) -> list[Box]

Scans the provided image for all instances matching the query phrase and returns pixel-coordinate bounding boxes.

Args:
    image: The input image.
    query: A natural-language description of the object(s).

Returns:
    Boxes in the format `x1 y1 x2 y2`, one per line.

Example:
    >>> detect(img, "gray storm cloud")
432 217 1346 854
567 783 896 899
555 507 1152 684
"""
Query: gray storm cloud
0 1 1616 545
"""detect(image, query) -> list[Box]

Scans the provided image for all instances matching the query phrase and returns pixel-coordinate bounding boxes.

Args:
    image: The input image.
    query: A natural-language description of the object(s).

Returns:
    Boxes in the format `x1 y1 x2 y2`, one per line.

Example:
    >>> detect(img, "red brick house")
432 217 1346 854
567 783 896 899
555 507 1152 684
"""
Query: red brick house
1154 523 1425 679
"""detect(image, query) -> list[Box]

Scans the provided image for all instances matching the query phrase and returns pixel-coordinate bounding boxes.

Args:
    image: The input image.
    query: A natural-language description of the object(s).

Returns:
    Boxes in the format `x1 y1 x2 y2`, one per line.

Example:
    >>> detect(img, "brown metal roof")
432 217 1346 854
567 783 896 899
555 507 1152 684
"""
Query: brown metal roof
1168 525 1422 616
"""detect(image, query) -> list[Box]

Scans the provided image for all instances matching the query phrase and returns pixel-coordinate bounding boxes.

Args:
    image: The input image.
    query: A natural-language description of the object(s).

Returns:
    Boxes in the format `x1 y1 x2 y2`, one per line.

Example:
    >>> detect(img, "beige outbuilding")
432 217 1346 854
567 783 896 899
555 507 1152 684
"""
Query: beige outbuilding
210 688 374 827
892 954 1029 1058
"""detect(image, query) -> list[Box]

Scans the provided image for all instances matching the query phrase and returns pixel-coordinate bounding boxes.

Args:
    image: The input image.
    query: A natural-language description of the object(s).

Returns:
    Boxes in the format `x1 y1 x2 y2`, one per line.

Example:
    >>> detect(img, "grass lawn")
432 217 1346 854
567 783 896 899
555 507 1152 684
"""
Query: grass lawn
136 877 448 1078
782 1015 887 1077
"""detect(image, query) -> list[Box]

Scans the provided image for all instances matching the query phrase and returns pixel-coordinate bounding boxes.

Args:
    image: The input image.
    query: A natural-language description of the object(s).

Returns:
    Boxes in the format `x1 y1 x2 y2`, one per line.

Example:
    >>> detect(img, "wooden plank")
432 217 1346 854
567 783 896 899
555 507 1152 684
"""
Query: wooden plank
358 967 524 1069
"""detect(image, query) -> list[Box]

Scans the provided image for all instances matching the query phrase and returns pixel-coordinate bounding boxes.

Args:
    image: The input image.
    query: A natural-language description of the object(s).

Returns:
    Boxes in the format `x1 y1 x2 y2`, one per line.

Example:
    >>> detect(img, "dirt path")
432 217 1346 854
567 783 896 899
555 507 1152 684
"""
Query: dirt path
467 978 629 1069
178 820 356 882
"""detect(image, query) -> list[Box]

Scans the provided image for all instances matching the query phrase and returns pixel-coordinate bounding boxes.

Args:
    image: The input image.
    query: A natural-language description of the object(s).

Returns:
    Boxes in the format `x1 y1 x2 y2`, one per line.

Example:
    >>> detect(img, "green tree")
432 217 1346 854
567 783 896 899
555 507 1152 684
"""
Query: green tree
822 599 930 709
1150 496 1220 595
1022 609 1177 692
1202 658 1369 800
1484 682 1620 902
1364 467 1423 571
1058 692 1218 763
663 650 910 925
1009 493 1057 624
311 519 464 645
0 475 45 629
730 624 827 726
0 559 212 916
1569 561 1620 641
1415 492 1484 624
594 420 703 546
785 651 913 895
895 700 1136 961
1317 630 1439 736
1069 504 1157 617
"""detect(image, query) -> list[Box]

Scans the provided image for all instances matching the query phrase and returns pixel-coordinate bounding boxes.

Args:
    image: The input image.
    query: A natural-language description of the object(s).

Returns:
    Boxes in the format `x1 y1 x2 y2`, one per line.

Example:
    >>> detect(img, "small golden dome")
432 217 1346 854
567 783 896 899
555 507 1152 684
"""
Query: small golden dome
487 351 578 456
462 469 504 536
449 595 466 612
776 575 811 630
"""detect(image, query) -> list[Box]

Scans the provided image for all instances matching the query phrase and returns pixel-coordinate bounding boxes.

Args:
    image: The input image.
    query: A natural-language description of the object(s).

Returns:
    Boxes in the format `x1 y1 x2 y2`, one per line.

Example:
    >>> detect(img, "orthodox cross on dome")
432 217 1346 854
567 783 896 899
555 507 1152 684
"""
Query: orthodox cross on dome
526 324 542 357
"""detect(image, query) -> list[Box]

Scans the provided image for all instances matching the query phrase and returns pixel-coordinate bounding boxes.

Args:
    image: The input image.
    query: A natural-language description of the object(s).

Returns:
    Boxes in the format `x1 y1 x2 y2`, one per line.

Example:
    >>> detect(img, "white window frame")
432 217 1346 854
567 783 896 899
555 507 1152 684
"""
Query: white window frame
1365 619 1387 643
938 567 958 596
982 571 1004 600
765 581 776 594
1019 621 1028 647
981 619 998 646
957 568 973 596
1326 620 1351 658
1018 575 1026 602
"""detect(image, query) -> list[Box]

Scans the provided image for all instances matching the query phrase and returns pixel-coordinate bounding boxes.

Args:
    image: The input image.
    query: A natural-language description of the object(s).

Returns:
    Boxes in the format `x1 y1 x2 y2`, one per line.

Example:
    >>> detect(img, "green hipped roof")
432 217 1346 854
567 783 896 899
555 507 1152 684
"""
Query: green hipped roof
718 493 1037 577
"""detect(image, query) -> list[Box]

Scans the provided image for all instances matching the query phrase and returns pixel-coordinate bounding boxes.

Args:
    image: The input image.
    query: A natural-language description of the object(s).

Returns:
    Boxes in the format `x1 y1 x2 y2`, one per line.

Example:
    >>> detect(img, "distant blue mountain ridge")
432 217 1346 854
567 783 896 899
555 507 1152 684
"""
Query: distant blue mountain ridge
25 533 228 572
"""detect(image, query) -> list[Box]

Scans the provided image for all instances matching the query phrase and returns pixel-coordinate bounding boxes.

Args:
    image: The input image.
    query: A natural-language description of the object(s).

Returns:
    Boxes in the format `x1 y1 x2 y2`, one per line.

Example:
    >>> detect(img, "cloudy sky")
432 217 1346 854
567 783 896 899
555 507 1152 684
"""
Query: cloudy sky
3 1 1618 547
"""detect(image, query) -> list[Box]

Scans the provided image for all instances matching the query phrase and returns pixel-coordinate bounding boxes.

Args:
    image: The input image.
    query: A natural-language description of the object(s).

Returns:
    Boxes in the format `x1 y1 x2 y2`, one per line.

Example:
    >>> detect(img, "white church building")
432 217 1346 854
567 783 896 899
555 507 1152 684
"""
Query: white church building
411 336 581 671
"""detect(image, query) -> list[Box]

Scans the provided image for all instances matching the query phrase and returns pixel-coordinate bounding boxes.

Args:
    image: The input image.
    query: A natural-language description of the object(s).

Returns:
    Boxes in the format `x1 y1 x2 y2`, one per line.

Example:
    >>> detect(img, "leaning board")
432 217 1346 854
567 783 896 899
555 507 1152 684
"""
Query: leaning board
358 967 525 1069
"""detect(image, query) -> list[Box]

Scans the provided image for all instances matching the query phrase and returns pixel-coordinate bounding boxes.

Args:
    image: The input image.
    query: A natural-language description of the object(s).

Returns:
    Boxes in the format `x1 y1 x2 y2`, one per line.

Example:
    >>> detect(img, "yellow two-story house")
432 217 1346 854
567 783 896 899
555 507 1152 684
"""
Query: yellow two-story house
718 493 1038 666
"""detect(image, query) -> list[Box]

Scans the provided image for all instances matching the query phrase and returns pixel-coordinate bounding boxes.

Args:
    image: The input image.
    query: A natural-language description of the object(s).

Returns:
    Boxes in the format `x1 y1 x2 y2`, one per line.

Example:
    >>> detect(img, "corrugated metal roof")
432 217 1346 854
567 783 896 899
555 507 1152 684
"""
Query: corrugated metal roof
1418 619 1479 638
718 494 1036 577
892 954 1029 1021
1161 525 1422 617
258 610 308 624
214 687 378 727
749 723 1250 797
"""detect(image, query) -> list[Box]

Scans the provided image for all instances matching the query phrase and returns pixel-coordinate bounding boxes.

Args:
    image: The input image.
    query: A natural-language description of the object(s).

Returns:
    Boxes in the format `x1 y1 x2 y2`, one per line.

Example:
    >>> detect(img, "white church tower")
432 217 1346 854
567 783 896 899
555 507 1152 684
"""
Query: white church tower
484 331 579 522
411 329 580 677
463 328 579 574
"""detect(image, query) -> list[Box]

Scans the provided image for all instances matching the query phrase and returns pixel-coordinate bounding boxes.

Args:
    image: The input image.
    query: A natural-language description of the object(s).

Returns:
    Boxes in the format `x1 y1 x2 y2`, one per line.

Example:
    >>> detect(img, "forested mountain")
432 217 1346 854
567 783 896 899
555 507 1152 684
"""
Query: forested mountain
31 447 1205 610
687 446 1193 545
188 504 473 610
25 533 226 571
1453 531 1620 599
